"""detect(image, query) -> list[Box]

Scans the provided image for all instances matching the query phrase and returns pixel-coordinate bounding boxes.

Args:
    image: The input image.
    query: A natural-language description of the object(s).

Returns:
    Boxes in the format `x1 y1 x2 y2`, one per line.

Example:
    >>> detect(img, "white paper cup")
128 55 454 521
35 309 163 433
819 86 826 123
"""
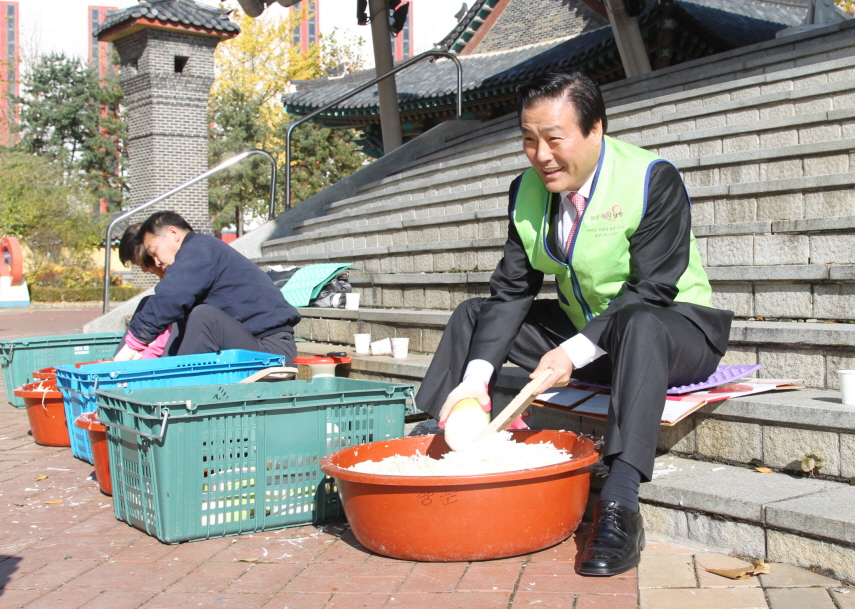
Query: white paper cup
391 337 409 359
370 337 392 356
838 370 855 406
345 292 360 310
354 334 371 354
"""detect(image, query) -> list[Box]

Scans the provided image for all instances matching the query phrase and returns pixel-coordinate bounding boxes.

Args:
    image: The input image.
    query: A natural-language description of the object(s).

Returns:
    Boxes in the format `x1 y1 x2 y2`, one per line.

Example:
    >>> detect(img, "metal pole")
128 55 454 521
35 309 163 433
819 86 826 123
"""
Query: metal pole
103 149 277 314
284 51 462 212
368 0 403 155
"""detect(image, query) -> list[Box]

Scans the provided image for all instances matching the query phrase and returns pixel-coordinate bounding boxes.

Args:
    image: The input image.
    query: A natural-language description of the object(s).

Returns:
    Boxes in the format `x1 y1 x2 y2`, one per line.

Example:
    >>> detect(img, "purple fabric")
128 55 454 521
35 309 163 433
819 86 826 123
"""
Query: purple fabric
574 365 764 395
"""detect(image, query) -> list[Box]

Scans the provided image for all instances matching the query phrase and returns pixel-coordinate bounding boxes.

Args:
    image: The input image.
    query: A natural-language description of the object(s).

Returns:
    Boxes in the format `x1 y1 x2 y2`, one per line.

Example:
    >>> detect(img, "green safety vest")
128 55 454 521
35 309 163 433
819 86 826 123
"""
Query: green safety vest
511 135 713 331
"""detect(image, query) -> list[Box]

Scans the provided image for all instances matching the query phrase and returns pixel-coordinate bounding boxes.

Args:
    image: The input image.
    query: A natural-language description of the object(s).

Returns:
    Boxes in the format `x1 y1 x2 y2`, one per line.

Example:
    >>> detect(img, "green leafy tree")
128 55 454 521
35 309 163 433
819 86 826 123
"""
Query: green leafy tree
209 87 273 235
13 52 127 210
285 120 367 206
208 5 368 234
0 153 105 266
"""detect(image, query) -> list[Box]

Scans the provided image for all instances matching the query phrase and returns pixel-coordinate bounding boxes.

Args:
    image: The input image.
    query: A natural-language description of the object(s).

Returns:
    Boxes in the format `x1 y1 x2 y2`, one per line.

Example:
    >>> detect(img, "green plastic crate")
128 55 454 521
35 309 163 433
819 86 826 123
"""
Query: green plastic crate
0 333 124 407
96 377 414 543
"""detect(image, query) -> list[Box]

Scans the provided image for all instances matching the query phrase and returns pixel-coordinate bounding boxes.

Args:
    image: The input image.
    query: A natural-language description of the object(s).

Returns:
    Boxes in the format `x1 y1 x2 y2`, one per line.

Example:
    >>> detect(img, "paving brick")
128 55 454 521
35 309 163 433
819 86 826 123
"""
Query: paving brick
166 561 253 593
0 590 48 608
639 587 769 608
259 593 330 609
139 592 269 609
61 560 197 592
638 554 696 588
759 562 841 588
509 591 576 608
517 562 636 595
397 563 466 593
77 590 159 609
22 590 100 609
325 593 392 609
695 554 762 588
766 587 838 609
6 559 101 591
385 591 511 609
830 588 855 608
456 562 523 592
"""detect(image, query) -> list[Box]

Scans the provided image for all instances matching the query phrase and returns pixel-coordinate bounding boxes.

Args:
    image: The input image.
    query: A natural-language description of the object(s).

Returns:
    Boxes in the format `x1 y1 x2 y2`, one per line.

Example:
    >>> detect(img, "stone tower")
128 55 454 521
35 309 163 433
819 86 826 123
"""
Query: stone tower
95 0 239 237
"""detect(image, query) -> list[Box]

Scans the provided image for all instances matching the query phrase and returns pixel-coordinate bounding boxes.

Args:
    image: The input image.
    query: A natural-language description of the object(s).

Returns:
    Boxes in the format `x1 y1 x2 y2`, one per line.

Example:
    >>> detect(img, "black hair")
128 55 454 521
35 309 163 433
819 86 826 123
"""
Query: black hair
118 223 159 269
517 71 608 136
118 224 142 267
138 211 194 240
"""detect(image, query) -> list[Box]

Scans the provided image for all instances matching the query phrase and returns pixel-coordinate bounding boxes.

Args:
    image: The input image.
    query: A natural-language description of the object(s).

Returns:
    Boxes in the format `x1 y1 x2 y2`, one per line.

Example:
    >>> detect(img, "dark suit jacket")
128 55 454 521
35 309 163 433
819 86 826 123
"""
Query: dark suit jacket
465 161 733 370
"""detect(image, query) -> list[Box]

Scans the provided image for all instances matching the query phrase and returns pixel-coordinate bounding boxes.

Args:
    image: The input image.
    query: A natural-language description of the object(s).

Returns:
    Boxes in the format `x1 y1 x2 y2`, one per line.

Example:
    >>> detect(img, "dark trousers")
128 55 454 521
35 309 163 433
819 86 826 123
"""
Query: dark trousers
174 304 297 365
416 298 721 480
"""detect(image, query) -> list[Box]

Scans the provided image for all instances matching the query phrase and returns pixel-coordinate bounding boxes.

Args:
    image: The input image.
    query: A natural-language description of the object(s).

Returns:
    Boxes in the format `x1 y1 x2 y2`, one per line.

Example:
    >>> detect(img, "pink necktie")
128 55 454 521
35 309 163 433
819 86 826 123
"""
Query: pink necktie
565 192 587 256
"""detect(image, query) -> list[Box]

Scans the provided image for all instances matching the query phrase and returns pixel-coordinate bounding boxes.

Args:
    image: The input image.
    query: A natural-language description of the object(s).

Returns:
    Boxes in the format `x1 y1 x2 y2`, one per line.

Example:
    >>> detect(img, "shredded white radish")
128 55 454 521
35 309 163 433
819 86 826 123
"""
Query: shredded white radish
348 432 571 476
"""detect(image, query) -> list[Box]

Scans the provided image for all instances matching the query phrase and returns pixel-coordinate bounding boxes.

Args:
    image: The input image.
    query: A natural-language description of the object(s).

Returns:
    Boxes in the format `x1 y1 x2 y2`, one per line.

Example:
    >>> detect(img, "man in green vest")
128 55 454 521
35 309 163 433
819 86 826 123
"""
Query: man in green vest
416 71 733 576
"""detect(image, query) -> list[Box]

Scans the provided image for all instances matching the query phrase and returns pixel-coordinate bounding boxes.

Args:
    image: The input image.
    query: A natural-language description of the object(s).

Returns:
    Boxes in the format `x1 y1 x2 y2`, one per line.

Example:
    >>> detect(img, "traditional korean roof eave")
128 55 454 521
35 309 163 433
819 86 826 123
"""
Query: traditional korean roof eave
94 0 239 43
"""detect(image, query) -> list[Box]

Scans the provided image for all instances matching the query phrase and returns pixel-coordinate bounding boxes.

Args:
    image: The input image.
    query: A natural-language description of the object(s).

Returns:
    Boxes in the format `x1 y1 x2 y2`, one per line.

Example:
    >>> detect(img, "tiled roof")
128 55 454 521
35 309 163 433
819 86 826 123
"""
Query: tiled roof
679 0 803 46
94 0 239 38
282 0 804 116
434 0 493 53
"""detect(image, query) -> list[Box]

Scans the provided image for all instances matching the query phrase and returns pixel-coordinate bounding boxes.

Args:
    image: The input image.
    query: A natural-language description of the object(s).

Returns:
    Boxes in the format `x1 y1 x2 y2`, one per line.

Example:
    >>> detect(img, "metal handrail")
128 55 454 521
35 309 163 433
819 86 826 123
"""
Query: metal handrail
102 149 277 314
285 50 463 211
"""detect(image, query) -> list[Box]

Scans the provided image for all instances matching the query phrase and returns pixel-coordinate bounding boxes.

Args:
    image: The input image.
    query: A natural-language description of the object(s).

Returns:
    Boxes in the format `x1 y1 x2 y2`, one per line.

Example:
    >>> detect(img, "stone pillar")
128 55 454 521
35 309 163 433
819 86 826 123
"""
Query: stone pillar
113 28 217 234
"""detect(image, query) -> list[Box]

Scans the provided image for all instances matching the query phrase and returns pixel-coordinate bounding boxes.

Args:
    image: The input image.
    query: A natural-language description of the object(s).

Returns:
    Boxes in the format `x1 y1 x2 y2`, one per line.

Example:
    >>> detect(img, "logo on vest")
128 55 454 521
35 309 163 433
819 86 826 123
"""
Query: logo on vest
586 205 625 235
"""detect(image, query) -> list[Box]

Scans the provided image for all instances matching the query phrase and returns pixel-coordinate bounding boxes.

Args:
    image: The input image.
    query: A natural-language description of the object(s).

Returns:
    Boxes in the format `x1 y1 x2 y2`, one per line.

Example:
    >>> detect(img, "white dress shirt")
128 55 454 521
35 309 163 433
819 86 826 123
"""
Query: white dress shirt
463 169 606 386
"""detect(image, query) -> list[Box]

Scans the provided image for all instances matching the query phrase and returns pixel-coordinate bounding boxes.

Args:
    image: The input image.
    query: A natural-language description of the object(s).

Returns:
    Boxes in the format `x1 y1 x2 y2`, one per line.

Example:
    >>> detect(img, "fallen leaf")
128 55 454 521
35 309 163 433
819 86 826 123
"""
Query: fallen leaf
44 500 63 505
705 560 771 580
34 476 47 482
235 558 258 563
755 467 773 474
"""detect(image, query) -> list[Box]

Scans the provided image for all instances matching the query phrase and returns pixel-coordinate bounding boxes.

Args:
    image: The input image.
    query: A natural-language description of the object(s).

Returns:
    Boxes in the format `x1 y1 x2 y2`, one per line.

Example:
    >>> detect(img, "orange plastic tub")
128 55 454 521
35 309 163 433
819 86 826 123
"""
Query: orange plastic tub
14 381 70 447
74 412 112 495
320 430 599 562
32 366 57 381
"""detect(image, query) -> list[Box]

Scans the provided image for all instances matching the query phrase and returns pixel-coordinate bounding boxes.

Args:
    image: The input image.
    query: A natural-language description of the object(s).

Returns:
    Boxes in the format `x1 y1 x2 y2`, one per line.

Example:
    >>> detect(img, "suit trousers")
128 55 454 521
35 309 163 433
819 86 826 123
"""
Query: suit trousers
416 298 722 480
174 304 297 364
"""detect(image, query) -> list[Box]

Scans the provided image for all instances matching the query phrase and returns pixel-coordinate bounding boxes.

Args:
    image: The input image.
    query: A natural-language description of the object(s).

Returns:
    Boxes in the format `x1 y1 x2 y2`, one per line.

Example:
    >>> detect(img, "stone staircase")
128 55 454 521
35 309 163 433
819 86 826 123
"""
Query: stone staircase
249 21 855 582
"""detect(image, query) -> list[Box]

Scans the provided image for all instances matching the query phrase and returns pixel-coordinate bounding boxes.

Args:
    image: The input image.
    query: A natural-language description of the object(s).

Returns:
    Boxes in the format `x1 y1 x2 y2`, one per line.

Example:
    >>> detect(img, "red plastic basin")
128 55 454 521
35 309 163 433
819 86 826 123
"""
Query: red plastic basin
32 360 108 382
74 412 112 496
320 430 599 562
14 381 70 447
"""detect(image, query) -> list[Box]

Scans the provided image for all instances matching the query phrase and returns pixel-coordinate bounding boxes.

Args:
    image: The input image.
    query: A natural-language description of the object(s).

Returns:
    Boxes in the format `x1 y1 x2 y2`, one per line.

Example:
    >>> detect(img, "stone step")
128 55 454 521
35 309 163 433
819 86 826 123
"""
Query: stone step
293 308 855 389
293 115 855 234
608 56 855 136
601 21 855 110
638 455 855 583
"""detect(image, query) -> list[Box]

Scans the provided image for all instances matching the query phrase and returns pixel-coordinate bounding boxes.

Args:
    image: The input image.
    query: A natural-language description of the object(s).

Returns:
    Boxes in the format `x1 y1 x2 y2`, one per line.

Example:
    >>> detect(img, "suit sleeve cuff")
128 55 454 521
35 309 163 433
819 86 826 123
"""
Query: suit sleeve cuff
463 359 495 387
560 334 607 369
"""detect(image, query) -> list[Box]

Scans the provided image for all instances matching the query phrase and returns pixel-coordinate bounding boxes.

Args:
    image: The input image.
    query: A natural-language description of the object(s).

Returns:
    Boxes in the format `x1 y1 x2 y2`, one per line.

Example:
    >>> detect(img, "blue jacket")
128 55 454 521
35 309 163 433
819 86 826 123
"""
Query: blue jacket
128 232 300 343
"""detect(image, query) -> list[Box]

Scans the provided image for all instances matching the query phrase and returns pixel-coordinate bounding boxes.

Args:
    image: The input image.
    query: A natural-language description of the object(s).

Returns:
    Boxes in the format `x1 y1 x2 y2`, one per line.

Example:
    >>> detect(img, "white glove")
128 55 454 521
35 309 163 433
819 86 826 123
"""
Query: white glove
437 375 491 428
114 344 142 362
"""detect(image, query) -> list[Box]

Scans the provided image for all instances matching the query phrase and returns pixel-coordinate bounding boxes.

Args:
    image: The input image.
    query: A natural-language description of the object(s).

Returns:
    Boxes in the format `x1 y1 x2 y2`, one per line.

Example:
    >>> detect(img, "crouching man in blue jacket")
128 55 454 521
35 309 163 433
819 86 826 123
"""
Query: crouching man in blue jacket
114 211 300 363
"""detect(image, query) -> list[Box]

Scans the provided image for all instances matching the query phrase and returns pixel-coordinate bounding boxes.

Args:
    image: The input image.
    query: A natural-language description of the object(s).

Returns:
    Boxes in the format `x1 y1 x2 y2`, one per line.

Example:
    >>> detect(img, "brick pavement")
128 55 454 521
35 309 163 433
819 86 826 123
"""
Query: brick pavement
0 310 852 608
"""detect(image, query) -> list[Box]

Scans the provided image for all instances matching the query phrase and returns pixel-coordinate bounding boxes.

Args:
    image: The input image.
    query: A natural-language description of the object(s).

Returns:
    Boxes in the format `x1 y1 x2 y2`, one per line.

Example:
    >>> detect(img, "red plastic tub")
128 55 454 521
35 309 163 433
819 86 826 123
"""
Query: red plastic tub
74 412 112 495
14 381 70 447
32 366 57 381
320 430 599 562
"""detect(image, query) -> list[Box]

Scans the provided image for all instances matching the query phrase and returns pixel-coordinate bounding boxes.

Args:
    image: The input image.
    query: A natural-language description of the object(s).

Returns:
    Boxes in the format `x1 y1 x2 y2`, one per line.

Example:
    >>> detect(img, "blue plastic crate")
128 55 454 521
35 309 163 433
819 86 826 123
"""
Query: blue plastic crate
56 350 288 463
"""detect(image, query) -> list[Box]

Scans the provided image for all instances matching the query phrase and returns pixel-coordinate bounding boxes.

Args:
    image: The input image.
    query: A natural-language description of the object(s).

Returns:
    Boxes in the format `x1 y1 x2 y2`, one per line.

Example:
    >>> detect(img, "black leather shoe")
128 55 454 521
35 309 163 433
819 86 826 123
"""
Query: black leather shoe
578 500 645 576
